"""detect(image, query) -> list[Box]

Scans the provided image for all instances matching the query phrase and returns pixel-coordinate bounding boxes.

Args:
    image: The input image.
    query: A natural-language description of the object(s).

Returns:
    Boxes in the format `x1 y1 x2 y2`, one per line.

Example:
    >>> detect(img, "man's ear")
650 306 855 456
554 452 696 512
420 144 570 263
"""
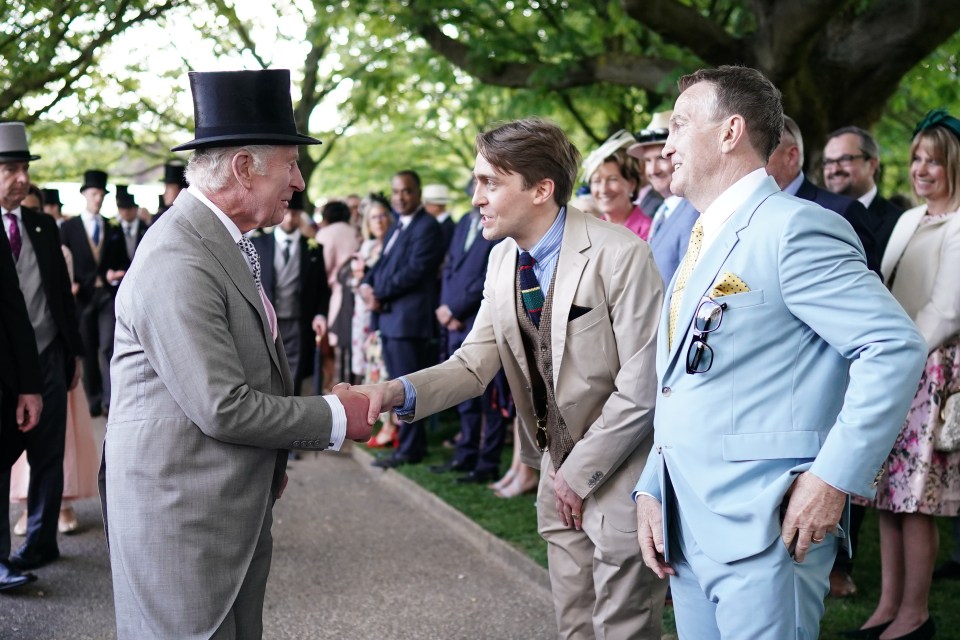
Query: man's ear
720 115 746 154
231 150 255 189
531 178 555 205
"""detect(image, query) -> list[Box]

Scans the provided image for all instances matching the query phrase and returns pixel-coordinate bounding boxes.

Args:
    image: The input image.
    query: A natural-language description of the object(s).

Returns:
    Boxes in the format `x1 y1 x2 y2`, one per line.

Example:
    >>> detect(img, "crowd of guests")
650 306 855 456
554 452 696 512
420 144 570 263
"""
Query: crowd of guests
2 73 960 640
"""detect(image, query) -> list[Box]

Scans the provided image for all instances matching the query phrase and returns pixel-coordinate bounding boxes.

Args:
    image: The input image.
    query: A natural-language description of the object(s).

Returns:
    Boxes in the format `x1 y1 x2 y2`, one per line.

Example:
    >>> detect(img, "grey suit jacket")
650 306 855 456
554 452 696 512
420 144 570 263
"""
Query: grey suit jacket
102 190 336 638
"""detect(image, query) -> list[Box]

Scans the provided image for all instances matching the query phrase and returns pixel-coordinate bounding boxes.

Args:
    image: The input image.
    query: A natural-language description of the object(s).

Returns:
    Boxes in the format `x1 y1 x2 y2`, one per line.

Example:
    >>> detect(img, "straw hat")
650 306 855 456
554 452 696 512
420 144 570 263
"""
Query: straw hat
627 111 672 159
422 184 451 204
581 130 637 181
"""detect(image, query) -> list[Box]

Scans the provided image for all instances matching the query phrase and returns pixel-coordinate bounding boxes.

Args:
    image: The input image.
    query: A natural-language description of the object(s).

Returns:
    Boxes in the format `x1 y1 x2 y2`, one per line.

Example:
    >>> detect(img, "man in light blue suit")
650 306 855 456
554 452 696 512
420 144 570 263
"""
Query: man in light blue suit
633 66 927 640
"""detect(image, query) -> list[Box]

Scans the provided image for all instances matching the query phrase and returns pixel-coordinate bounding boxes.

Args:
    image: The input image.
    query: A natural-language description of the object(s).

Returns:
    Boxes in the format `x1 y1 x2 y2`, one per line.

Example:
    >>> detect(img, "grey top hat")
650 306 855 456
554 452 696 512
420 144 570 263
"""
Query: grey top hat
0 122 41 163
171 69 322 152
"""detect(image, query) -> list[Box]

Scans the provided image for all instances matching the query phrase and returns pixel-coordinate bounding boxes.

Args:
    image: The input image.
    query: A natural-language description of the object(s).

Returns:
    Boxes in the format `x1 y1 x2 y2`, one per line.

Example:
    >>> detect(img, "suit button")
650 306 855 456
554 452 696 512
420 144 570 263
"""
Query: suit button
661 386 671 397
540 344 547 351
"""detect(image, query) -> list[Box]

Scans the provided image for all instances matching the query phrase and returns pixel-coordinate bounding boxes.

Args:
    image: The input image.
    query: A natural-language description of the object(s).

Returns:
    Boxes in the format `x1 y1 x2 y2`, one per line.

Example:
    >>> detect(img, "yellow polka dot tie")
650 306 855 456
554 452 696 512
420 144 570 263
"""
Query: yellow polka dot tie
669 218 704 348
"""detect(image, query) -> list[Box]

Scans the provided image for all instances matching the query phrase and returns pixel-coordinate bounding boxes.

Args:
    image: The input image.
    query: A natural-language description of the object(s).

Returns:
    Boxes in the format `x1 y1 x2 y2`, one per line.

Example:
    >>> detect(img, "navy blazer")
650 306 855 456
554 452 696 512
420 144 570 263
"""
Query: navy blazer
438 216 456 254
251 231 331 380
441 211 499 335
98 219 148 294
865 195 904 261
795 177 880 275
363 207 446 340
60 214 106 306
0 226 42 396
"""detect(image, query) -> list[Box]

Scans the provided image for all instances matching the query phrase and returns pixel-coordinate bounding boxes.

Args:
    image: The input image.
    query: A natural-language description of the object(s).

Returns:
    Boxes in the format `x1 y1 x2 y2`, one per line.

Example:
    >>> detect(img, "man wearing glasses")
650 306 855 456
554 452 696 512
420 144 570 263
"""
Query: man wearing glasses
823 126 905 264
632 66 926 640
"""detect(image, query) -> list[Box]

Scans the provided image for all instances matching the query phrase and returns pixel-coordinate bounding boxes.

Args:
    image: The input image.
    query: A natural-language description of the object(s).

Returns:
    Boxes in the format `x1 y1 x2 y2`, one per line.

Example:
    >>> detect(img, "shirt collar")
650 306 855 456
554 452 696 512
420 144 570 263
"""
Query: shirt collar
701 168 769 241
1 206 22 220
782 171 805 197
189 186 243 243
858 185 878 209
82 210 101 222
520 206 566 263
274 226 300 244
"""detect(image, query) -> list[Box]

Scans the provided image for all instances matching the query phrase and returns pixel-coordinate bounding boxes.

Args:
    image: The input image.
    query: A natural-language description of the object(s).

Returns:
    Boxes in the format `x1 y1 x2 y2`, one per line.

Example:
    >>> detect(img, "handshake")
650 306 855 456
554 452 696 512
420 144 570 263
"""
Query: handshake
331 380 407 441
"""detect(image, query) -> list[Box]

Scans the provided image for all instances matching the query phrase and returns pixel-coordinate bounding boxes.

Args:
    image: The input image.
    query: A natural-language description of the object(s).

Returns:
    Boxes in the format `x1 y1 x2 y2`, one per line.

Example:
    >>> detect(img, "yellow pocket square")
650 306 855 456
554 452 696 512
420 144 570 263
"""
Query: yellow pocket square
709 272 750 298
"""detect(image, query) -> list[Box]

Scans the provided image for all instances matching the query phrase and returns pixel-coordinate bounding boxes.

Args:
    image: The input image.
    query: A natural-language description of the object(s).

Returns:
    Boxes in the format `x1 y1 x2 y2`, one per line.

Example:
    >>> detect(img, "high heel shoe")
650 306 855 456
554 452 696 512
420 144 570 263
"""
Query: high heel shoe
366 425 397 448
489 468 517 491
58 506 79 534
884 618 935 640
840 621 891 639
12 510 27 537
494 472 538 498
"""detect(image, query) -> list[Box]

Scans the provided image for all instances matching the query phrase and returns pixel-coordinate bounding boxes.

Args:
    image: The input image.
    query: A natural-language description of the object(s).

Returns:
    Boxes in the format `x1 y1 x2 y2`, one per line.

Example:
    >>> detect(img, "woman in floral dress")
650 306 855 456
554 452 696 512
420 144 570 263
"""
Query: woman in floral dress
854 110 960 640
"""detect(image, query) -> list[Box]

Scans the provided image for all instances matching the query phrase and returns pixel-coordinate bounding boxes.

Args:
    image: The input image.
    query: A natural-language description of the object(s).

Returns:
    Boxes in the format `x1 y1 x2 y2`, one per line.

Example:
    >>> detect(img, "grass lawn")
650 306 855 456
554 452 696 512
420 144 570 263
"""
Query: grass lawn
371 411 960 638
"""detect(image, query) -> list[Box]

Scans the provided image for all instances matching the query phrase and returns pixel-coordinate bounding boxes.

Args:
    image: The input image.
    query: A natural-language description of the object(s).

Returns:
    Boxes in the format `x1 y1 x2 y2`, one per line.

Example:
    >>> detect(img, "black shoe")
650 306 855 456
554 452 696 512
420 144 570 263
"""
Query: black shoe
886 618 935 640
840 621 891 639
9 546 60 571
371 454 421 469
0 563 37 592
428 460 473 474
456 469 501 484
933 559 960 580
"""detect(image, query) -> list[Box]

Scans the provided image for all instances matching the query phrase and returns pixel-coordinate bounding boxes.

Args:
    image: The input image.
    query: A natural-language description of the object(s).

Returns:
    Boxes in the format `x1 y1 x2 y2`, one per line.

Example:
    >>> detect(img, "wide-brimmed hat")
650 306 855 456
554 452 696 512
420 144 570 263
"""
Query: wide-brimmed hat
41 188 62 207
581 130 637 181
422 184 451 204
80 169 109 193
287 190 307 211
171 69 322 152
116 185 138 209
627 111 672 159
0 122 41 163
162 161 188 187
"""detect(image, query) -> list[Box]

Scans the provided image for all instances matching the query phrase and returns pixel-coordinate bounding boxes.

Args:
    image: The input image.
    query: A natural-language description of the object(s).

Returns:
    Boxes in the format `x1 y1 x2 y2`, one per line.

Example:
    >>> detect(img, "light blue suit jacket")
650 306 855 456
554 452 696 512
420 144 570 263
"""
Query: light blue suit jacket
634 176 926 565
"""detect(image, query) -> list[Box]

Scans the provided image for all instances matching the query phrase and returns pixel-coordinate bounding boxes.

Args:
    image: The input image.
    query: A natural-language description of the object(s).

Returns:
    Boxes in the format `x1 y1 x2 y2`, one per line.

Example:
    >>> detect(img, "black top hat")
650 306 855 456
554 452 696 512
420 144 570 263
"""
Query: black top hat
171 69 322 152
116 185 138 209
80 169 109 193
287 190 307 212
41 188 62 207
162 161 188 187
0 122 41 163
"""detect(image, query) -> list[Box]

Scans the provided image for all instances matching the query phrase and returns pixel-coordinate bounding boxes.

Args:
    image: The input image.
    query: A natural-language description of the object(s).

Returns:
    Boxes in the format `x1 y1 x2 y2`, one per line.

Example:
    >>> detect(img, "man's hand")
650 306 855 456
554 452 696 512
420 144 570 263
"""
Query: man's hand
311 315 328 339
16 393 42 432
106 269 126 282
551 468 585 530
447 318 464 331
358 283 378 311
349 380 406 426
636 495 674 579
435 304 453 326
276 472 289 499
780 471 846 563
332 383 374 442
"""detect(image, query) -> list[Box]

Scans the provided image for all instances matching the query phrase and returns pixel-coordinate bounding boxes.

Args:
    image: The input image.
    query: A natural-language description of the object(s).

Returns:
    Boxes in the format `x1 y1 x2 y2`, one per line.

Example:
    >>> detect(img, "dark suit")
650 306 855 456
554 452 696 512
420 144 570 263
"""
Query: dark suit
442 212 509 474
438 215 456 253
865 195 904 265
363 207 446 460
60 214 111 412
795 177 881 275
2 207 82 566
96 218 147 410
252 231 331 392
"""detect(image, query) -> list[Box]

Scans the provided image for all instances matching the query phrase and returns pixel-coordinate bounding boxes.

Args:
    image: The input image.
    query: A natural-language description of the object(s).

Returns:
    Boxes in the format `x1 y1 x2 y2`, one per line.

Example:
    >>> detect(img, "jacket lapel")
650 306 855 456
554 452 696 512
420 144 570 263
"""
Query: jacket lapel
551 207 589 379
664 177 778 374
880 205 925 281
495 238 531 387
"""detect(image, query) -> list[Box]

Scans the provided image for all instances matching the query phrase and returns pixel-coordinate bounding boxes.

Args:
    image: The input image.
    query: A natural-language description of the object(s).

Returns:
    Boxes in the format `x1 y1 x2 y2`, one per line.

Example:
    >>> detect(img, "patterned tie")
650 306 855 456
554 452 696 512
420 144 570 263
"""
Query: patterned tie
237 236 263 289
518 251 545 328
668 218 704 347
5 213 21 261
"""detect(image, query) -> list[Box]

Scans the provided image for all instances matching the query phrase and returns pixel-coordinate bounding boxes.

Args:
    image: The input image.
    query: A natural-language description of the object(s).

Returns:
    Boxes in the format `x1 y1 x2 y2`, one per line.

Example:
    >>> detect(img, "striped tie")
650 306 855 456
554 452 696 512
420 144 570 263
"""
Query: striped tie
518 251 544 327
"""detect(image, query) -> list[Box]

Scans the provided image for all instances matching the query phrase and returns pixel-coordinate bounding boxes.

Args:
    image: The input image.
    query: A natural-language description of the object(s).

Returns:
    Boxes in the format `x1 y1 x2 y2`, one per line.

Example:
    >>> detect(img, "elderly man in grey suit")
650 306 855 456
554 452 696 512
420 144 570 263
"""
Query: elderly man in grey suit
101 70 372 640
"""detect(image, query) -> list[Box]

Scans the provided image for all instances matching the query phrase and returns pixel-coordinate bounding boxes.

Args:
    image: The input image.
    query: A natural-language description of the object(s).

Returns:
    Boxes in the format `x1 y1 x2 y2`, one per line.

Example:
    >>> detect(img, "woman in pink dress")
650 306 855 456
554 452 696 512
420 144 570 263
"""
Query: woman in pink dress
852 110 960 640
11 187 98 535
582 130 652 240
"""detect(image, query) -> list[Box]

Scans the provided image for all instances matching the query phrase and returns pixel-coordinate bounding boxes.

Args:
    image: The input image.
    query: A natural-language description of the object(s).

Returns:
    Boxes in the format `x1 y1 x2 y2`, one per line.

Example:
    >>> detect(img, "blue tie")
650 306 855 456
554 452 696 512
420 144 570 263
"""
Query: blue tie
518 251 544 328
92 217 100 245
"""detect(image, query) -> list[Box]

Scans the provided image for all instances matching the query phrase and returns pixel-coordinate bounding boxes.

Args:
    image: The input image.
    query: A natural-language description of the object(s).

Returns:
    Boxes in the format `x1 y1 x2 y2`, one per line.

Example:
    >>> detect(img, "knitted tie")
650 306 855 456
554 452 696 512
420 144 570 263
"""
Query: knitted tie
668 218 704 347
237 236 263 290
518 251 544 328
5 213 21 261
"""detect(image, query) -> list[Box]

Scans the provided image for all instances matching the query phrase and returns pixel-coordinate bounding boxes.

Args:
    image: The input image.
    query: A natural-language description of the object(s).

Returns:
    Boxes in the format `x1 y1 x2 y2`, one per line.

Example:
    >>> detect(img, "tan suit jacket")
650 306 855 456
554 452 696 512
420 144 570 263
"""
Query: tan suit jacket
407 206 663 531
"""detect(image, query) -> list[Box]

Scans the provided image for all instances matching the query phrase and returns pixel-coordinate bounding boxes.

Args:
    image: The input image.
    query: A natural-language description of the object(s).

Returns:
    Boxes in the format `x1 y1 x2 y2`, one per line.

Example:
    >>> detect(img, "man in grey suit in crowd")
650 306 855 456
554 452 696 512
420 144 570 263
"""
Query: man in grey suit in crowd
101 69 372 640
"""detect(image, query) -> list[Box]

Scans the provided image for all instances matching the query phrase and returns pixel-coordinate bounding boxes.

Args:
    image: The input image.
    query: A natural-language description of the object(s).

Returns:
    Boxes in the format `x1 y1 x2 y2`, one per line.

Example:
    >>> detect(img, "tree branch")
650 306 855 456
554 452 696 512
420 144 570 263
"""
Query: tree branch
619 0 746 65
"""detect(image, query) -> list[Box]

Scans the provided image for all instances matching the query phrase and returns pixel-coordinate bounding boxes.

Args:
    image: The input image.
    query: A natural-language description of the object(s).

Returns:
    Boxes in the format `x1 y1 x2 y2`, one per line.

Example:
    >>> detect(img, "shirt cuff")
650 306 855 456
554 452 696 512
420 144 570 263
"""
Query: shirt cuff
632 491 660 504
395 377 417 420
323 394 347 451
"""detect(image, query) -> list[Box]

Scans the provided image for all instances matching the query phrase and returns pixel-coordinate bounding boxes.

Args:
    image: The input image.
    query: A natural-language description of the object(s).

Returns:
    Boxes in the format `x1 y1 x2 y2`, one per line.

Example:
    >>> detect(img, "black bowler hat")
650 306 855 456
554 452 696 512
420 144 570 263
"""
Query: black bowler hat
41 188 62 207
162 161 188 187
287 190 307 212
80 169 109 193
171 69 322 152
116 185 138 209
